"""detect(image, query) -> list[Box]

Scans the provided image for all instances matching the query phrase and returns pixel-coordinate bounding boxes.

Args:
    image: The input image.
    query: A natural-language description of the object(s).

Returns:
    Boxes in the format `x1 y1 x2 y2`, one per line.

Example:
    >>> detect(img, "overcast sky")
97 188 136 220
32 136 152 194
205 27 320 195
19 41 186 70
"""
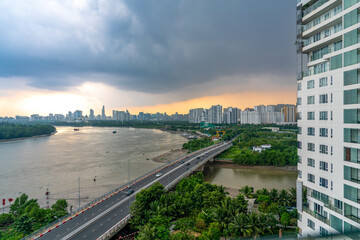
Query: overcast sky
0 0 296 116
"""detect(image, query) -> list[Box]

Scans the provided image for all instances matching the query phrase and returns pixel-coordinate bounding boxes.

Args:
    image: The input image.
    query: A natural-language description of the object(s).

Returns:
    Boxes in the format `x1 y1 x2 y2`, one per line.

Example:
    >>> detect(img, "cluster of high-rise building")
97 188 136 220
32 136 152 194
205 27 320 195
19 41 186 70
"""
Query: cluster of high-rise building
189 104 296 124
0 104 296 125
189 105 241 124
296 0 360 237
0 105 188 123
241 104 296 124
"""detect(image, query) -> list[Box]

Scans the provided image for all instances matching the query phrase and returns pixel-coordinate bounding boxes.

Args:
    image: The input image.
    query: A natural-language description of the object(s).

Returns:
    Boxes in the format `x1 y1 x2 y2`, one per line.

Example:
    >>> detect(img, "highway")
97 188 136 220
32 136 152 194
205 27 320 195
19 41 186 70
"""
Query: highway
32 141 232 240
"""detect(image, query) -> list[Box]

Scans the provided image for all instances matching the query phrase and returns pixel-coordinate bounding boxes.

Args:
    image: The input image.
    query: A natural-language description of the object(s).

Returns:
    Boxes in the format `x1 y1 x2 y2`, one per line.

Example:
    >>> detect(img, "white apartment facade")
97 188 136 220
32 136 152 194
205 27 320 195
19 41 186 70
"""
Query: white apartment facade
208 105 223 124
297 0 360 238
223 107 239 124
189 108 204 123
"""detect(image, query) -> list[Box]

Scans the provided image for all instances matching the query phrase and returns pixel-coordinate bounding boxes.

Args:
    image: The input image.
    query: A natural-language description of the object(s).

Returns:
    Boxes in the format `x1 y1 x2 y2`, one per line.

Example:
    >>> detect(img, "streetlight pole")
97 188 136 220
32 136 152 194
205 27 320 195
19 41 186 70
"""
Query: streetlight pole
78 177 80 209
128 158 130 183
168 160 170 186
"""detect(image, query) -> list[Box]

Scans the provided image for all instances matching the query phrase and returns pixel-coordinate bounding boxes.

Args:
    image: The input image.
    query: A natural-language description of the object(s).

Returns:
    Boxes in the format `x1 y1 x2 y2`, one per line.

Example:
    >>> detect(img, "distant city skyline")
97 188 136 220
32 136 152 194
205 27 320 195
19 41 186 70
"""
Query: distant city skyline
1 103 296 127
0 101 296 119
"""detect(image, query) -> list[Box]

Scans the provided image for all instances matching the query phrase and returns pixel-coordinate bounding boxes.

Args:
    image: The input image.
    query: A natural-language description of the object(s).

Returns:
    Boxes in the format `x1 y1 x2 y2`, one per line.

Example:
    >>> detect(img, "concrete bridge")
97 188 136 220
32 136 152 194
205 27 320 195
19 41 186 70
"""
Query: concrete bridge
24 141 232 240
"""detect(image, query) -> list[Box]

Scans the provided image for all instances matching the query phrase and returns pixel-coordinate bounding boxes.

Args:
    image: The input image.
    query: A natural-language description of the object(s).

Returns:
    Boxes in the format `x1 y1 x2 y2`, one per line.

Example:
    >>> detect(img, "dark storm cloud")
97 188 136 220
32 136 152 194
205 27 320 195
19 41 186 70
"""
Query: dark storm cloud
0 0 296 93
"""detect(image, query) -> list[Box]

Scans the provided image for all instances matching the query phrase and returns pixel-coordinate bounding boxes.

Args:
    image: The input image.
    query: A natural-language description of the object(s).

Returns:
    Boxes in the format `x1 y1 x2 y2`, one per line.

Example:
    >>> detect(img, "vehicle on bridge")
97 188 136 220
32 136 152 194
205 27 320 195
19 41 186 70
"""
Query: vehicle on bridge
156 173 162 177
126 189 134 196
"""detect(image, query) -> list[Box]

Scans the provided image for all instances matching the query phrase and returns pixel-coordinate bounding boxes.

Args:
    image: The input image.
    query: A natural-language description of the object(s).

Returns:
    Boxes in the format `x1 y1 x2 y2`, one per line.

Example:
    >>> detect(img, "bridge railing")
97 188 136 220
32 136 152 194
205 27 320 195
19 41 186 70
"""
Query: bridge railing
96 214 131 240
23 141 228 240
165 142 232 190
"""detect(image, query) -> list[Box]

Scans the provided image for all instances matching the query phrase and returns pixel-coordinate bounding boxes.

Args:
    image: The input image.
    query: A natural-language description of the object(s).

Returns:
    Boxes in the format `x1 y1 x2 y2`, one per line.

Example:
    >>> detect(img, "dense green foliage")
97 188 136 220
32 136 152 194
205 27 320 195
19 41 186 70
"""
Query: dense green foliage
0 194 68 240
217 125 298 166
130 173 297 239
0 124 56 140
239 186 297 224
182 138 214 152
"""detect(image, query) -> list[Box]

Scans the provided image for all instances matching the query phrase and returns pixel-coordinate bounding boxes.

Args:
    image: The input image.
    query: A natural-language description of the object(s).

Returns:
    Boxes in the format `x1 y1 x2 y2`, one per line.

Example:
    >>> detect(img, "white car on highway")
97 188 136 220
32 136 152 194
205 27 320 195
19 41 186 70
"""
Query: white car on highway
156 173 162 177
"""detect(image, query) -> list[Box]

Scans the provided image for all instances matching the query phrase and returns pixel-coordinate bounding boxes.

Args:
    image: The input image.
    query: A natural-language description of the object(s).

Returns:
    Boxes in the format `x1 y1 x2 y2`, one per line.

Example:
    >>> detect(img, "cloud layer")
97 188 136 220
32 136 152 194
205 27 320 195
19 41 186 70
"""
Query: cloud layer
0 0 296 99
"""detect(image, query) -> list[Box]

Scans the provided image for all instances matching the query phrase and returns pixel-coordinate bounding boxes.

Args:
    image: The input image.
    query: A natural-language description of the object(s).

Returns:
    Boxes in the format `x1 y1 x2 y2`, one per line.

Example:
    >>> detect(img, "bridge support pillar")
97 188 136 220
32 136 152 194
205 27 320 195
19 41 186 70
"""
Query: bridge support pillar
197 165 204 171
209 158 214 163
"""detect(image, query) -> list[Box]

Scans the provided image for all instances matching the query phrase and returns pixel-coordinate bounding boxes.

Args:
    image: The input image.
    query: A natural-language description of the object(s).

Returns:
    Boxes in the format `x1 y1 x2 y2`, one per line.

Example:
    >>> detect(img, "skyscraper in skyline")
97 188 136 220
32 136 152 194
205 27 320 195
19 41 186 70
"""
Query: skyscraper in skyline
102 105 106 119
90 109 95 119
296 0 358 237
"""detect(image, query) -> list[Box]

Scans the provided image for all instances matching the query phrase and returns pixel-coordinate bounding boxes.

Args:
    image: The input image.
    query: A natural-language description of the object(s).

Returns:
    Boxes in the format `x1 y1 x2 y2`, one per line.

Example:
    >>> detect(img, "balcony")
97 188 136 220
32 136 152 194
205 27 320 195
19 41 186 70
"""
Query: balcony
304 0 330 17
303 204 330 225
302 64 329 77
304 23 342 47
345 214 360 224
324 202 343 214
303 5 342 33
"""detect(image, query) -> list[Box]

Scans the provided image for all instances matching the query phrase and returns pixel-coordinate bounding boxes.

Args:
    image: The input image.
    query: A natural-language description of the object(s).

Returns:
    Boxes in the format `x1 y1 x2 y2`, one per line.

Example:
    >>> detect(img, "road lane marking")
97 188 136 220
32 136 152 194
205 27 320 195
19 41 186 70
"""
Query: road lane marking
62 142 230 239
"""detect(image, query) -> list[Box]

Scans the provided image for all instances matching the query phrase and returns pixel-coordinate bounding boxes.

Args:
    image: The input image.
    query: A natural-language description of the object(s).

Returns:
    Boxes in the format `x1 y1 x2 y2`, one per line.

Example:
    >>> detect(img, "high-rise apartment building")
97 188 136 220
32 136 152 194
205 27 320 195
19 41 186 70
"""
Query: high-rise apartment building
189 108 204 123
208 105 223 124
297 0 360 237
282 105 297 123
254 105 267 113
223 107 239 124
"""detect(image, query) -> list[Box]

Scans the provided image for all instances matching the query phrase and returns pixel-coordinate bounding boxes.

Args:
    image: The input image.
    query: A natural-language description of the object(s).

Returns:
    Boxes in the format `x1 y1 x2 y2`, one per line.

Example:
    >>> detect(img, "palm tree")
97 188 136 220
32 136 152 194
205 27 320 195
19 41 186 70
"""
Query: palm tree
229 213 251 237
149 201 162 215
246 213 263 237
256 188 269 197
179 197 192 217
288 187 297 207
269 189 279 202
278 190 290 206
137 224 157 240
218 185 228 196
211 206 229 231
258 213 272 234
240 186 254 198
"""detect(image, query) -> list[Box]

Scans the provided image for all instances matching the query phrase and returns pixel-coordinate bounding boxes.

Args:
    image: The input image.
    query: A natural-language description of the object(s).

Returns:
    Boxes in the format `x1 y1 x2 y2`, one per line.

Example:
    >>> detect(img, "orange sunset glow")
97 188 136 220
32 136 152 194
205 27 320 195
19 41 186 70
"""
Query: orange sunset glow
125 90 296 115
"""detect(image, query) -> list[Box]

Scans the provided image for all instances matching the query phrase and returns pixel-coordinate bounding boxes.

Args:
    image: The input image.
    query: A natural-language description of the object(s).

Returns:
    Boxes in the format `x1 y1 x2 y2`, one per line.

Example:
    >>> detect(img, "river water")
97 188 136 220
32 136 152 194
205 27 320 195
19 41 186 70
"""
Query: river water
203 165 297 190
0 127 186 209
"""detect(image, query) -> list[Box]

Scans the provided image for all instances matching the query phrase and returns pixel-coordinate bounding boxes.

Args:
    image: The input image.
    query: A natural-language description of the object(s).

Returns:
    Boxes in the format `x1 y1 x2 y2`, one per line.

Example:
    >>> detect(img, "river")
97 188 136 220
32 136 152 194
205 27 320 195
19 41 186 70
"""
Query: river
203 165 297 190
0 127 186 209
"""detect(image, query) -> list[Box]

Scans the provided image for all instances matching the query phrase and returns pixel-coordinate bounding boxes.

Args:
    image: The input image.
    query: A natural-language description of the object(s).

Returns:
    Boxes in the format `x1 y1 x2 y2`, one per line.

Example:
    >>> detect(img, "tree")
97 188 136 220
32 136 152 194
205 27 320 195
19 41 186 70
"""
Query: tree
239 186 254 198
10 193 29 216
174 218 194 232
278 190 290 206
199 222 221 240
130 182 165 228
137 224 157 240
235 194 248 213
229 213 251 237
288 187 297 207
247 213 263 237
210 206 229 232
0 124 56 140
256 195 271 205
13 215 33 235
0 214 14 228
269 188 279 202
52 199 68 213
280 212 291 228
